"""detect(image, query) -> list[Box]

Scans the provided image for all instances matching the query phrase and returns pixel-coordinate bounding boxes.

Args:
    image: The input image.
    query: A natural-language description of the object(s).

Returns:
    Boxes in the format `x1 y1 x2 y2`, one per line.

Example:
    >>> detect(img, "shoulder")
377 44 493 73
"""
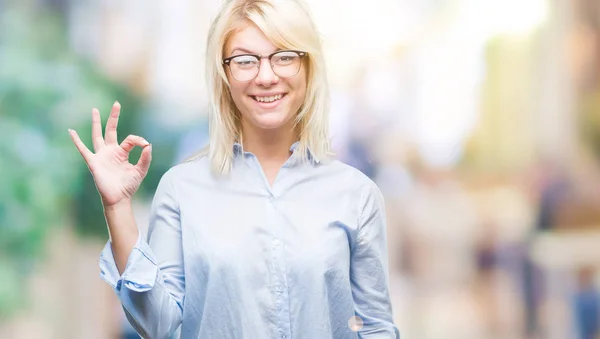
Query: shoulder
319 159 381 193
157 154 212 188
314 159 384 210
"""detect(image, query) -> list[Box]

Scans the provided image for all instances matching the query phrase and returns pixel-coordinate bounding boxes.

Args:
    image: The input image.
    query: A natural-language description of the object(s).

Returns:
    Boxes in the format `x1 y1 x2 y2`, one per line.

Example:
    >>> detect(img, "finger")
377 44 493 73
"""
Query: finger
119 134 150 154
91 108 104 152
135 144 152 175
68 129 93 163
104 101 121 145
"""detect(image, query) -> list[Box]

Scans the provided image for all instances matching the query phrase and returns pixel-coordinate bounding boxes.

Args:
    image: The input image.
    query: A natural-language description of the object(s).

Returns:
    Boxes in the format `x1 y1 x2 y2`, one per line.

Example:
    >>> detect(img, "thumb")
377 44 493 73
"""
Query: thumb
135 144 152 175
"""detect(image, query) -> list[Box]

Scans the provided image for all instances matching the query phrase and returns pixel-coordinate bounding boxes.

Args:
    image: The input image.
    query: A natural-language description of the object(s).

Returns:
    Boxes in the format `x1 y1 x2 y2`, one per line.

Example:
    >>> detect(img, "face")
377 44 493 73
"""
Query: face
224 23 307 133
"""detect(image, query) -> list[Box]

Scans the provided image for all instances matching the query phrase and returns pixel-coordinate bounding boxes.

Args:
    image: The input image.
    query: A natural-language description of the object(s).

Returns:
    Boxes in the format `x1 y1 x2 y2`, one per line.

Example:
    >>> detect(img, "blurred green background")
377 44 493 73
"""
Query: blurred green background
0 1 180 320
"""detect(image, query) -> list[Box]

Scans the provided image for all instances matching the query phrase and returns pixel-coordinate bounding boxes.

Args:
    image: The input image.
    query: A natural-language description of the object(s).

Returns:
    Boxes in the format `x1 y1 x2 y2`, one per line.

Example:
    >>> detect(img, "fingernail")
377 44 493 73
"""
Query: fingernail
68 128 73 133
114 101 120 107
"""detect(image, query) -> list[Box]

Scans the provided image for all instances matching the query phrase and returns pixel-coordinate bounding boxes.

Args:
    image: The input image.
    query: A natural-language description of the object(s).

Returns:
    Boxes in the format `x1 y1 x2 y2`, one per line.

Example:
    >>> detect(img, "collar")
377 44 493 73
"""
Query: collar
233 141 319 165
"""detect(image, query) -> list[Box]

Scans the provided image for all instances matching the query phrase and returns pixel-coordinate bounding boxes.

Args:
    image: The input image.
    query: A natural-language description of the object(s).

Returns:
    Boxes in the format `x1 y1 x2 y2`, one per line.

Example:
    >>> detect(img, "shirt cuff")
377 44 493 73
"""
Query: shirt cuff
99 229 158 292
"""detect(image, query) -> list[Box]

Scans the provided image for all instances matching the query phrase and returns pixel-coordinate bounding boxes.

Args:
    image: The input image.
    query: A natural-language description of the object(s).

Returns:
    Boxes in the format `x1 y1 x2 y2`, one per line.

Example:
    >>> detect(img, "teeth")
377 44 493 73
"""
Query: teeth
255 94 283 103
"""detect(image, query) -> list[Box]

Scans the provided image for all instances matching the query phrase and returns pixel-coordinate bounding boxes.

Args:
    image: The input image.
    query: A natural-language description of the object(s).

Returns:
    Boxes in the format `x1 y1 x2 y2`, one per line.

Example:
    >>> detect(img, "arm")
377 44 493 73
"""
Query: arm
99 172 185 339
69 103 183 338
350 183 400 339
104 199 138 275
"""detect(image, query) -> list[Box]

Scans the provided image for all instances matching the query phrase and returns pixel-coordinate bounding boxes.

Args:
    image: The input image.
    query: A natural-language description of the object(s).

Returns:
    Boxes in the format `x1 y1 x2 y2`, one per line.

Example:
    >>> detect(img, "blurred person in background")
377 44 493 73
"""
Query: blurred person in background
67 0 399 338
522 159 570 338
574 267 600 339
573 267 599 339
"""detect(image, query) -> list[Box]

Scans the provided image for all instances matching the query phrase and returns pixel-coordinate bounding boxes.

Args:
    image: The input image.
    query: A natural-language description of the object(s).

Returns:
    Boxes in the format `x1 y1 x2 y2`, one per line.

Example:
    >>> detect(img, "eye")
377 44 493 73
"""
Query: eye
273 52 300 65
232 55 259 67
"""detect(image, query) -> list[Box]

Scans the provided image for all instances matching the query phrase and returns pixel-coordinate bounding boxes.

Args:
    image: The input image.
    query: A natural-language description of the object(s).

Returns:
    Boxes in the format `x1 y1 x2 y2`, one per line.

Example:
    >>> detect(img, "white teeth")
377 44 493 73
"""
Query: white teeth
255 94 283 103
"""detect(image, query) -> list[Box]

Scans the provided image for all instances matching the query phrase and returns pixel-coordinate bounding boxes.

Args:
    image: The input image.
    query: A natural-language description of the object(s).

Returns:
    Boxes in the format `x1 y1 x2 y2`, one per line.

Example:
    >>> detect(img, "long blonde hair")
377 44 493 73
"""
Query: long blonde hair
190 0 331 175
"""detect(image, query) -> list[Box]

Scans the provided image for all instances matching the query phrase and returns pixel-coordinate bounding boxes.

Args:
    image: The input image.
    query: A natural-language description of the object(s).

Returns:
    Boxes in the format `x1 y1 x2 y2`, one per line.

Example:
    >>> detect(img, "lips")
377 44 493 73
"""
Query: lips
251 93 286 103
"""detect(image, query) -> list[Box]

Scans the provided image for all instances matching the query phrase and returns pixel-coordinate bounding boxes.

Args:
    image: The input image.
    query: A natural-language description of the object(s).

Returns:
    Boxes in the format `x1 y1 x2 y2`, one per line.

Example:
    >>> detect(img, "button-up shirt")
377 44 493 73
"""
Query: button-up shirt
99 143 399 338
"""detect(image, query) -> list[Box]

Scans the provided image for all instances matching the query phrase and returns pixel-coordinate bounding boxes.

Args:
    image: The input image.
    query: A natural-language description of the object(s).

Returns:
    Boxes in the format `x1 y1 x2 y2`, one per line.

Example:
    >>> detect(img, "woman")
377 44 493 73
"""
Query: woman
69 0 399 338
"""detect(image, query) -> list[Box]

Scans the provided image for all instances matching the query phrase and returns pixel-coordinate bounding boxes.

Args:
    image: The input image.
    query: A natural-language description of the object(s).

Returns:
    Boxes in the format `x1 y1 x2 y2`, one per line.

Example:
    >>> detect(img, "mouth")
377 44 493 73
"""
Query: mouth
251 93 286 104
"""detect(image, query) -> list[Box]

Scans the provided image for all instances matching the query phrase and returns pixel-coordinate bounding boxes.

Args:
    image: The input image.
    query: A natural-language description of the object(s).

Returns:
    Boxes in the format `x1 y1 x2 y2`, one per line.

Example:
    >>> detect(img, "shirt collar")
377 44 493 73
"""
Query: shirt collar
233 142 243 156
232 141 319 165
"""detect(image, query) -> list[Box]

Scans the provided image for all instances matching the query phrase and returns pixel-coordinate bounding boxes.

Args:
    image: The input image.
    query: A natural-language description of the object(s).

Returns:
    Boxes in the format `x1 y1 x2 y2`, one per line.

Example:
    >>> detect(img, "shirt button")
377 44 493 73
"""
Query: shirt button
273 239 281 246
276 284 284 292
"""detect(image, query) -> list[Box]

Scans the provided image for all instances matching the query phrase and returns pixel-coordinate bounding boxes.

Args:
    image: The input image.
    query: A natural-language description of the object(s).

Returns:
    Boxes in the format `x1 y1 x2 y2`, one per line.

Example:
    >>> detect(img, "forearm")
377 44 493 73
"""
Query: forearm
98 216 184 339
103 198 139 275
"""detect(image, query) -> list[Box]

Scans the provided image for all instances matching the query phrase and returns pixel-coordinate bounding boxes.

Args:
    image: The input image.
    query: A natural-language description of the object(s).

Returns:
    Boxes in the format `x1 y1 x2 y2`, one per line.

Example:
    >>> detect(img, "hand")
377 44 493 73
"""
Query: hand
69 101 152 207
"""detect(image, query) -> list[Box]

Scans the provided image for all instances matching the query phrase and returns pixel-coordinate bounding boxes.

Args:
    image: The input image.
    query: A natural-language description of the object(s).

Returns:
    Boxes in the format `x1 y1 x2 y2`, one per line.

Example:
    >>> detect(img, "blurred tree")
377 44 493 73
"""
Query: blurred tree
0 3 176 319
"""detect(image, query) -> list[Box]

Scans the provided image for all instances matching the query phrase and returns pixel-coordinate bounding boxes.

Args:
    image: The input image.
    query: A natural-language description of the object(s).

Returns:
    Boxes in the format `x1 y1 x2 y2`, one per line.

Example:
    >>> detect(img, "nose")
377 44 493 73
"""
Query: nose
254 58 279 86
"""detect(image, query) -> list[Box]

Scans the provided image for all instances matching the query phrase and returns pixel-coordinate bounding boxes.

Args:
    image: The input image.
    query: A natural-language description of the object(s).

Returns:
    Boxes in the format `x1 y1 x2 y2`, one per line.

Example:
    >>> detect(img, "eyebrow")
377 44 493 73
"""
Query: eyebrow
229 47 281 56
230 47 256 55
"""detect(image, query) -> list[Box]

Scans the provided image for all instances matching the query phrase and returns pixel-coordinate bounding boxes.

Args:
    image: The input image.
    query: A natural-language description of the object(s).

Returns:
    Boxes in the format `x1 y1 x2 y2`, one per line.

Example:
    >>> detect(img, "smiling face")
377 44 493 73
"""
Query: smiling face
224 22 307 134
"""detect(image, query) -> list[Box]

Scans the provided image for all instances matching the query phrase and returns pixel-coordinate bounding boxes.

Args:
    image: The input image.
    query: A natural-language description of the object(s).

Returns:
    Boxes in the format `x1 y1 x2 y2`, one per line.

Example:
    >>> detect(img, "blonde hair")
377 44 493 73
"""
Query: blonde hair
189 0 331 175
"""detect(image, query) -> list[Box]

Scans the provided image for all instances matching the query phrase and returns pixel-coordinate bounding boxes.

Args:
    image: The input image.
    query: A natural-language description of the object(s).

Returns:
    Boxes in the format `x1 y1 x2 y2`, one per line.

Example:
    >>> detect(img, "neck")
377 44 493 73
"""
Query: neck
241 122 299 164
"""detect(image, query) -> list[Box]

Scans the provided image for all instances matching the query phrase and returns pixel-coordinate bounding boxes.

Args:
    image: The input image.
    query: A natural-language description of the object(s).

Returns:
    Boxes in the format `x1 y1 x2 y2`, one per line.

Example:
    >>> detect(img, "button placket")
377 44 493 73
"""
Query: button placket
266 193 291 339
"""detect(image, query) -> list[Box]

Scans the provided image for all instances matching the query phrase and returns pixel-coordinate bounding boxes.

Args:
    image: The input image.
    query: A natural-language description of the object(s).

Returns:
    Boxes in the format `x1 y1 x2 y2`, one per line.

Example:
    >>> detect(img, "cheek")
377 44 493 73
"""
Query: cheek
227 71 249 100
291 79 307 107
295 70 308 102
229 83 249 107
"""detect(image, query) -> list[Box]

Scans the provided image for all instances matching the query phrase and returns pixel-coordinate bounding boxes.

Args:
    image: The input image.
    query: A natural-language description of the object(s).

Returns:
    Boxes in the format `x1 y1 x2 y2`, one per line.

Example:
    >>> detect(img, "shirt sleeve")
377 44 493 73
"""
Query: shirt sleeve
350 182 400 339
99 170 185 339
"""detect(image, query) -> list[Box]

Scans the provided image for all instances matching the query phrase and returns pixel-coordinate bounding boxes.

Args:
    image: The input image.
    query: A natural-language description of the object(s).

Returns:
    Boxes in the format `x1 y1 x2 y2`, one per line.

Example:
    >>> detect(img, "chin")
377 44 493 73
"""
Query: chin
253 118 292 130
248 111 294 130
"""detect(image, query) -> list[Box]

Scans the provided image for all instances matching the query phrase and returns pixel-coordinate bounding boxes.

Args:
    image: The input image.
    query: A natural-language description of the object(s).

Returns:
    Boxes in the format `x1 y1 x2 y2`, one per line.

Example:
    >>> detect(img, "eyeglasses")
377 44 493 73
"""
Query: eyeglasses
222 50 307 82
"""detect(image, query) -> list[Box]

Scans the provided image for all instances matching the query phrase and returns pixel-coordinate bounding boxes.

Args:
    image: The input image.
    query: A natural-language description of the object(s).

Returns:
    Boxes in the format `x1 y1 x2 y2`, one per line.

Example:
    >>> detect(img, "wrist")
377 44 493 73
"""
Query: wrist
103 198 133 213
